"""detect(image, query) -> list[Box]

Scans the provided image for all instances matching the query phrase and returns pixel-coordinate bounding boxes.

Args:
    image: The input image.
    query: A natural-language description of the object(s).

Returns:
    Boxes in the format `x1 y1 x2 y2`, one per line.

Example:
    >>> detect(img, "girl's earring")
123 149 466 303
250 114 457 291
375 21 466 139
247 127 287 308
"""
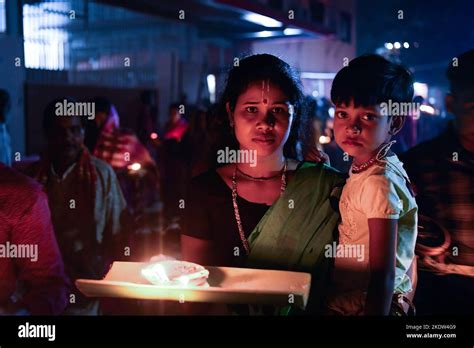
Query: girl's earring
376 140 396 161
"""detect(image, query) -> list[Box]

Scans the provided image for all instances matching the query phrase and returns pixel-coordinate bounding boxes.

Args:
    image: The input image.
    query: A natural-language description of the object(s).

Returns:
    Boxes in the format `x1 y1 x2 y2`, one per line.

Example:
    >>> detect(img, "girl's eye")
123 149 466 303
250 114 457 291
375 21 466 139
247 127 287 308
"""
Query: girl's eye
336 111 347 119
362 113 377 121
245 106 258 113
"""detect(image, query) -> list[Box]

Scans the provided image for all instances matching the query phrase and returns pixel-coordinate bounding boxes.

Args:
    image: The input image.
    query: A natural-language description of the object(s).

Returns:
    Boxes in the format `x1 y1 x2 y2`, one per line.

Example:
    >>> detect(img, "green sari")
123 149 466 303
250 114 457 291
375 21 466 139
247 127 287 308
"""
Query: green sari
246 161 345 314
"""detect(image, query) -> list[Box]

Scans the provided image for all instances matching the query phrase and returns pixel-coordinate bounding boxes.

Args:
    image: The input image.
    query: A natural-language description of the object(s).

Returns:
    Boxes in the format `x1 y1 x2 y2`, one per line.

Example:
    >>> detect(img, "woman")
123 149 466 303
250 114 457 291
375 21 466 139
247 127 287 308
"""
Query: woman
181 54 345 313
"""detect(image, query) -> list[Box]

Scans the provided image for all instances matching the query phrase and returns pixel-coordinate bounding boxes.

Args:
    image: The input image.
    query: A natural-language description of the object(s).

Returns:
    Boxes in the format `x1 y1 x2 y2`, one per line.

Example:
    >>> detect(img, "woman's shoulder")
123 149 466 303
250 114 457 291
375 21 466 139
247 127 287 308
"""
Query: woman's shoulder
190 168 223 189
188 167 229 199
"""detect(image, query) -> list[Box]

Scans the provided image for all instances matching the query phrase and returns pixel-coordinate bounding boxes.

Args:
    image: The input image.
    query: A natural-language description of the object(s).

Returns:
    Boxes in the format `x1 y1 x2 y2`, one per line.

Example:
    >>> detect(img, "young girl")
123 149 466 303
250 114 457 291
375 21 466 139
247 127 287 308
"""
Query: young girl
326 55 418 315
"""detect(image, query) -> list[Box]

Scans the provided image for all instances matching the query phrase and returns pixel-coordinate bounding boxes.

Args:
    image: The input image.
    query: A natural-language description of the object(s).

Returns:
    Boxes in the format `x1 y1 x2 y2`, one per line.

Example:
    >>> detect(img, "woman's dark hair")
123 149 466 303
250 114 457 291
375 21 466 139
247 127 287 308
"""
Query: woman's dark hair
331 54 414 109
213 54 307 162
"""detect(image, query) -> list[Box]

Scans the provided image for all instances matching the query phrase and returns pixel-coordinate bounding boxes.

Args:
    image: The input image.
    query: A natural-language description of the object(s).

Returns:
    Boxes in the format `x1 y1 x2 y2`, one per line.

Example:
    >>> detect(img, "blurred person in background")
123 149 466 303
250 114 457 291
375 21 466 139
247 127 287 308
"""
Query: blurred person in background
163 102 188 142
25 98 130 315
159 102 190 229
85 96 155 168
0 89 12 166
136 90 158 146
0 163 69 315
84 96 163 260
181 106 214 178
400 49 474 314
300 96 331 165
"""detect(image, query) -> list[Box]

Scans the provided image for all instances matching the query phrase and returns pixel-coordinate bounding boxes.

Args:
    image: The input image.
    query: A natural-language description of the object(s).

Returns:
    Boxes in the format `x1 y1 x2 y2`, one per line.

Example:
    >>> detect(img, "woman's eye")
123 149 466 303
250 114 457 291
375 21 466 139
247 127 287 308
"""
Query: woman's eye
271 107 286 114
362 113 377 121
245 106 258 113
335 111 347 118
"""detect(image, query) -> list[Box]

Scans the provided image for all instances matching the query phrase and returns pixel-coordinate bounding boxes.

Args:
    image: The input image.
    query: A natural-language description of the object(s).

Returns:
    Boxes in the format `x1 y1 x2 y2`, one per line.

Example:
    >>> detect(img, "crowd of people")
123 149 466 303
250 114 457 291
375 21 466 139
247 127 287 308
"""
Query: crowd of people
0 48 473 316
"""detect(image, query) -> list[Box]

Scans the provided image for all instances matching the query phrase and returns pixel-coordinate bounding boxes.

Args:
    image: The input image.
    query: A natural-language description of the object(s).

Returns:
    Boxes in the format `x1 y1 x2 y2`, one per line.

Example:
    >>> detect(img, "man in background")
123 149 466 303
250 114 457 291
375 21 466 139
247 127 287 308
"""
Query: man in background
400 49 474 314
26 98 131 315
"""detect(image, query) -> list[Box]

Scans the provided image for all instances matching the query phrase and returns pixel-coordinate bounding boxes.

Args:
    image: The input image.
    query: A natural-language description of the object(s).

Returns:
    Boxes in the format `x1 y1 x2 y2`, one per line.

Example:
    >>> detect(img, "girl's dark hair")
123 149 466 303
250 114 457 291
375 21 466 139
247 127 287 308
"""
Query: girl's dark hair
331 54 414 108
213 54 307 161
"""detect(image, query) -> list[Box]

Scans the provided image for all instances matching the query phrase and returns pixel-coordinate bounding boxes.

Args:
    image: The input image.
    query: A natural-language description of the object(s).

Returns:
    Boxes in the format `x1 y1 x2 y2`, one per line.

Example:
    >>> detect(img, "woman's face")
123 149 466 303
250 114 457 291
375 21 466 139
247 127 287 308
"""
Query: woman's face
228 81 294 158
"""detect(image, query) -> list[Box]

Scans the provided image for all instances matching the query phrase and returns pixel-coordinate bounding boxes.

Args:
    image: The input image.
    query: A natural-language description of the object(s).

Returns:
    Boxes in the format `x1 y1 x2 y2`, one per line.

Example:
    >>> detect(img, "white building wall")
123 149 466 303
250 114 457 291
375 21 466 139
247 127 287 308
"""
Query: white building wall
251 0 356 98
0 1 26 159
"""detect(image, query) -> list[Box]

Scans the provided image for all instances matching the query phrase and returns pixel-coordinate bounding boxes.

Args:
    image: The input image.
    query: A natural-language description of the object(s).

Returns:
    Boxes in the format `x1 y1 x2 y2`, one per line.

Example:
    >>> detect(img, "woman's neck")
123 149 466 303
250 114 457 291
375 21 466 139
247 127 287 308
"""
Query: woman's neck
236 151 285 178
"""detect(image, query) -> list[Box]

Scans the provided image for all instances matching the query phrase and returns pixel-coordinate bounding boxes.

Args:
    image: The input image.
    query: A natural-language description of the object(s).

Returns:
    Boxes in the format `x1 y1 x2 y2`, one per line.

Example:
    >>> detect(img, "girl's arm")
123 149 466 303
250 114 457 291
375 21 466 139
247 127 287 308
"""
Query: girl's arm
365 218 398 315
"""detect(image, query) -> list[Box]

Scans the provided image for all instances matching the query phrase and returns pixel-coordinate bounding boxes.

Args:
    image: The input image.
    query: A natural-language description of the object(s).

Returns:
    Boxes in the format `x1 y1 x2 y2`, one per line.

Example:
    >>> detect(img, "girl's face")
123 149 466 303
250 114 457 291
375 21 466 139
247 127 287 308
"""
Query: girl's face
333 100 393 163
228 81 294 158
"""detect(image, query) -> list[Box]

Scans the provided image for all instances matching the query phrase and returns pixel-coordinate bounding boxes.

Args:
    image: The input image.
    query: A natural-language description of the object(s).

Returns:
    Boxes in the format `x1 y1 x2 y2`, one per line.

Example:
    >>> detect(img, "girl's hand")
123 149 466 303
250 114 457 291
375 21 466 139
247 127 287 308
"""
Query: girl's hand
365 218 398 315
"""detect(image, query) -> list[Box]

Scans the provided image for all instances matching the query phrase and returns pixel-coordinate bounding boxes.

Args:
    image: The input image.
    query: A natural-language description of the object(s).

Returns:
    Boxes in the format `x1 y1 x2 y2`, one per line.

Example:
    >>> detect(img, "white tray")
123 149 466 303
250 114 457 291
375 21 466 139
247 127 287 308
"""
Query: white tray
75 261 311 308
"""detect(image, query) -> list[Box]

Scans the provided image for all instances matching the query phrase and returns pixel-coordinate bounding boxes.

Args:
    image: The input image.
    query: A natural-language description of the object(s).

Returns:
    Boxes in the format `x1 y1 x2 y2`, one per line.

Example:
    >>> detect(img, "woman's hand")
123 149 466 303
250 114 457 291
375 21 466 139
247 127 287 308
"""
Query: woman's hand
304 146 331 165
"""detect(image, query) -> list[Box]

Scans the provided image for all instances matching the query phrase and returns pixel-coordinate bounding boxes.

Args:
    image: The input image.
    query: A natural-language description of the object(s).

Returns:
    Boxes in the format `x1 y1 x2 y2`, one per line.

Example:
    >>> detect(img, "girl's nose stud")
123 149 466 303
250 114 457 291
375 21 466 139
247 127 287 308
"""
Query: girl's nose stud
351 126 361 133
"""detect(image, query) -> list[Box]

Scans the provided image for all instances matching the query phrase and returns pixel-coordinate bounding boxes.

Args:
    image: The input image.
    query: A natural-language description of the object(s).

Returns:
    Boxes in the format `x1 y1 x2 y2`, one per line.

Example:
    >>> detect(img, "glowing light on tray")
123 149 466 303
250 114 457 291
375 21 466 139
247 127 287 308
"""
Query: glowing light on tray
141 261 209 288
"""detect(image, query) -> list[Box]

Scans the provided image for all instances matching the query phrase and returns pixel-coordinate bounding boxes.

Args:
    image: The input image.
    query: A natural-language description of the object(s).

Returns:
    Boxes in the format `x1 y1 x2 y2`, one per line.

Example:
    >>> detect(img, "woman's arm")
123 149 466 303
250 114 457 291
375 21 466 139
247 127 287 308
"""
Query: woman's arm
181 235 216 265
180 235 229 315
365 218 398 315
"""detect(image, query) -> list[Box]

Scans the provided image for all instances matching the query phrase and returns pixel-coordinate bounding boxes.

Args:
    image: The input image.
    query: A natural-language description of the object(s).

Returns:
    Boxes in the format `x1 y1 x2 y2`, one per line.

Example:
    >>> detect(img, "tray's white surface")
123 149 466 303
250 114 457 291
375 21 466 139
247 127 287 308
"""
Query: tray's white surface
76 261 311 308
